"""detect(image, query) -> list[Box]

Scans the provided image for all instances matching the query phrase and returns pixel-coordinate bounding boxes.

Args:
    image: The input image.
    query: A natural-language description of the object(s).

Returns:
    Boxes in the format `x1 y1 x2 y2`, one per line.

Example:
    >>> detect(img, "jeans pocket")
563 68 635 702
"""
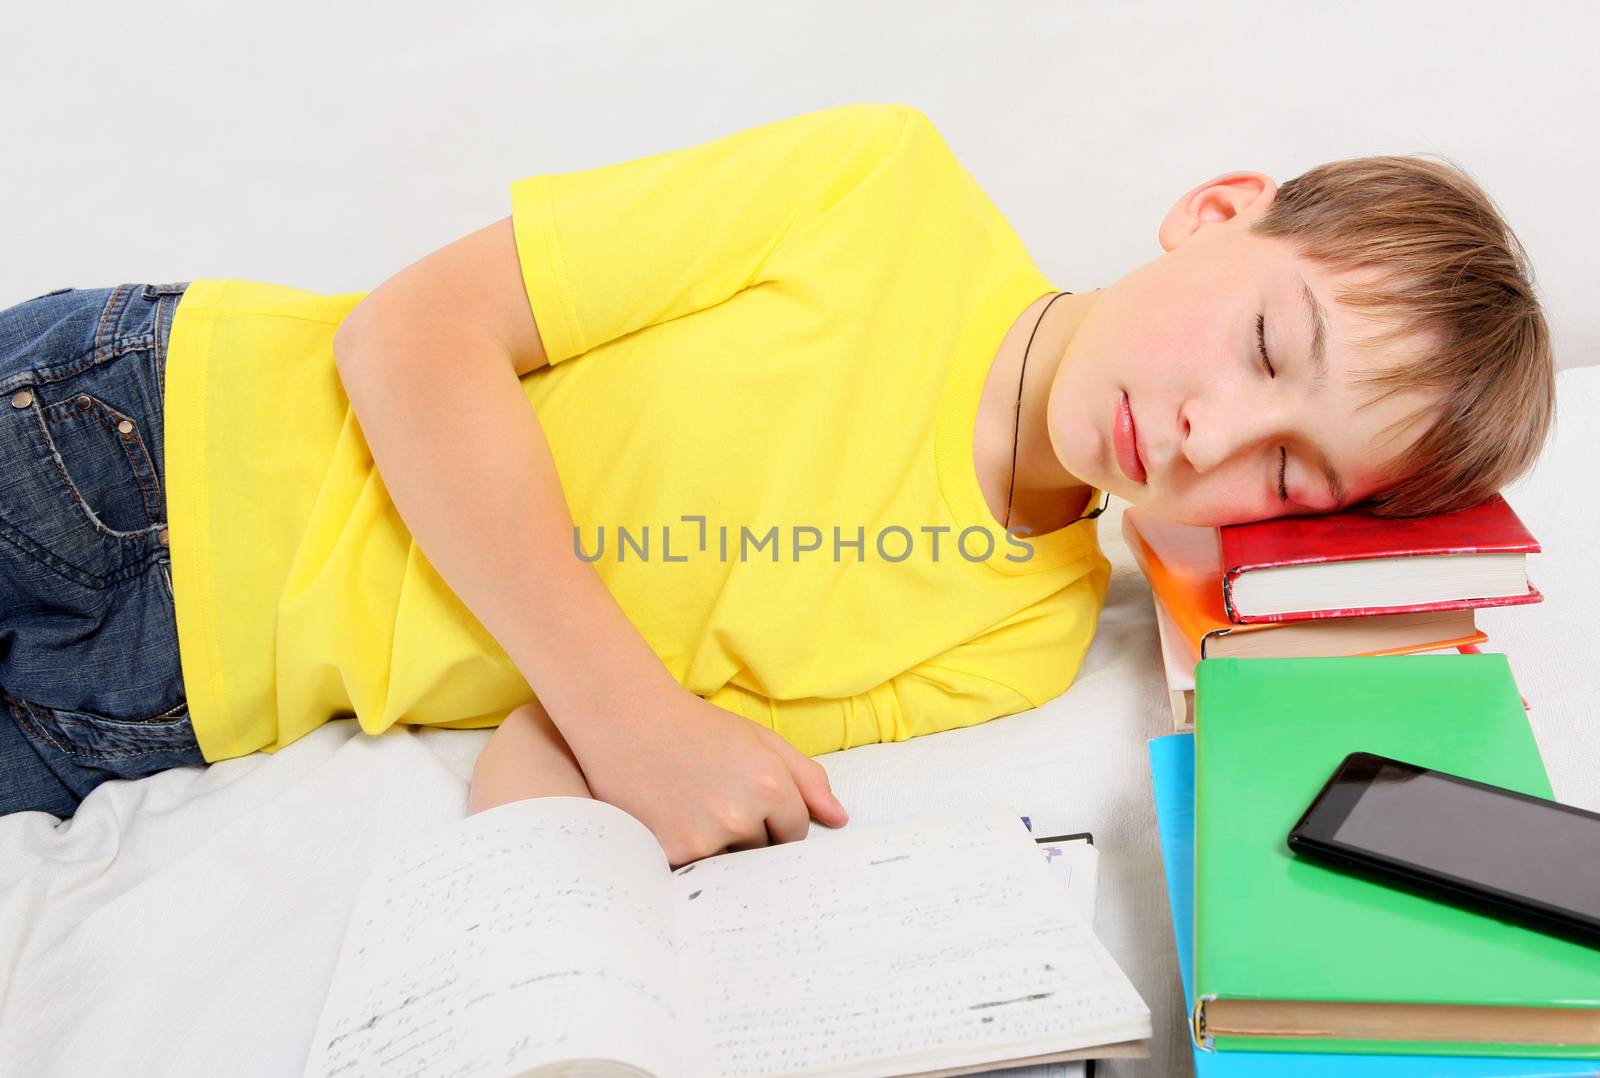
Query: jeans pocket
4 688 204 774
2 356 165 585
35 386 164 533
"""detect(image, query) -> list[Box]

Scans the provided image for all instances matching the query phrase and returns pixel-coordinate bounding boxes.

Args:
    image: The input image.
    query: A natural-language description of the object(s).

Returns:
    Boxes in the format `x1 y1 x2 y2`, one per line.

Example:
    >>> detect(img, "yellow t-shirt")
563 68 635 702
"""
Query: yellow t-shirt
164 101 1112 763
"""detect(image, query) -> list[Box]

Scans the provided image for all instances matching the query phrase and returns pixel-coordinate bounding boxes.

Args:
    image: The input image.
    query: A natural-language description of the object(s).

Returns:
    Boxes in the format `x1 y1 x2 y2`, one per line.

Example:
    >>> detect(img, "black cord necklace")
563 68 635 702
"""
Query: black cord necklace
1003 290 1111 533
1004 291 1068 527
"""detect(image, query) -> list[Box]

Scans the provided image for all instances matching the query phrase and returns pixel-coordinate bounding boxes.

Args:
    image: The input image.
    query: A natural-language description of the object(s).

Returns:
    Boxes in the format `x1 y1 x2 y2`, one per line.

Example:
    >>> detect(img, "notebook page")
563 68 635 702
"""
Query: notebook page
963 837 1099 1078
1037 838 1098 925
672 801 1150 1077
301 796 679 1078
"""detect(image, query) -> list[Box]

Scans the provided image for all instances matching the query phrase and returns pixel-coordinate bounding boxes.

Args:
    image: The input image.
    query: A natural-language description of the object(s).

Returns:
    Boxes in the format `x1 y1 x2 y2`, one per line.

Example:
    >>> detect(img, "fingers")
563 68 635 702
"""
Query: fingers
718 766 807 851
722 820 774 854
757 727 849 829
719 738 837 854
763 782 812 846
663 723 853 869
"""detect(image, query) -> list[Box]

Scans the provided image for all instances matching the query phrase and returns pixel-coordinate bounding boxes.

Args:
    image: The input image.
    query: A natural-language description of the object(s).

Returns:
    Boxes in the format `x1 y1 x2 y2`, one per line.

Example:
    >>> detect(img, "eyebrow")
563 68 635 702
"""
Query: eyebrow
1297 274 1330 392
1316 451 1349 512
1296 274 1348 510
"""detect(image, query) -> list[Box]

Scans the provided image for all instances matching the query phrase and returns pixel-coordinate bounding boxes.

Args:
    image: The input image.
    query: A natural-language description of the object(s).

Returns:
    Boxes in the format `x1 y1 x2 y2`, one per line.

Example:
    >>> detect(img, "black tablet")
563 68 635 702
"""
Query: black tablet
1287 751 1600 947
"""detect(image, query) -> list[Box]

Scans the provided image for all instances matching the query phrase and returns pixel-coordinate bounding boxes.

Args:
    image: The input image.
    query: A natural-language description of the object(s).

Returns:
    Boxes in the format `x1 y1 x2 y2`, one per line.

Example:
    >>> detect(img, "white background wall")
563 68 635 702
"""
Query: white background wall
4 2 1595 369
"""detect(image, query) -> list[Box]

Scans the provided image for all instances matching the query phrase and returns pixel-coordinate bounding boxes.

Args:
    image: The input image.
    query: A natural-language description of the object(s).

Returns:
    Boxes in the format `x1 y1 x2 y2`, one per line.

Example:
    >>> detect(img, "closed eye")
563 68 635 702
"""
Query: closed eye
1258 313 1290 502
1255 312 1276 378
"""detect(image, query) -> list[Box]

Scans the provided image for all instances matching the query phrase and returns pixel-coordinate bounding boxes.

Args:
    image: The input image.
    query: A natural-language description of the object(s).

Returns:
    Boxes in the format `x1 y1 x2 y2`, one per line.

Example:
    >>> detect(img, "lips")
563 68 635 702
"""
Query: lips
1114 390 1147 484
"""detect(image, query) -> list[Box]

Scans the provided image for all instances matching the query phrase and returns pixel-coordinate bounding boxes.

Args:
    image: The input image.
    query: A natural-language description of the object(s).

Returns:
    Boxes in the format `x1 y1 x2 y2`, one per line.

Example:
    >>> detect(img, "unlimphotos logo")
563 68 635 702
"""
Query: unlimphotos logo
572 514 1042 564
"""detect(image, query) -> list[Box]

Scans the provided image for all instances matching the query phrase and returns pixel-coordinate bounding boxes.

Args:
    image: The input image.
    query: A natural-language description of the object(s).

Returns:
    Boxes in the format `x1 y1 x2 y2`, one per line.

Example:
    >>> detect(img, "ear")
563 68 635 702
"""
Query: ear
1157 171 1277 252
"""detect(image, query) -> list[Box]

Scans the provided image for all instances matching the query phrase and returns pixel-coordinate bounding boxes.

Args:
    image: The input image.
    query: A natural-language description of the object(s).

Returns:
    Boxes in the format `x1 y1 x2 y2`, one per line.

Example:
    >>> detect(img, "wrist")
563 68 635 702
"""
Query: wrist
538 656 682 757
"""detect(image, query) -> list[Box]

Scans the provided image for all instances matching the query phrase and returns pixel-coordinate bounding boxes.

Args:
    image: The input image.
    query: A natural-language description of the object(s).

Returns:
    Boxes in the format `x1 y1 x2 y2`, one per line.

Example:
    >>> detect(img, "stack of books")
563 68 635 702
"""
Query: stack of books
1121 493 1543 729
1148 654 1600 1074
1132 495 1600 1069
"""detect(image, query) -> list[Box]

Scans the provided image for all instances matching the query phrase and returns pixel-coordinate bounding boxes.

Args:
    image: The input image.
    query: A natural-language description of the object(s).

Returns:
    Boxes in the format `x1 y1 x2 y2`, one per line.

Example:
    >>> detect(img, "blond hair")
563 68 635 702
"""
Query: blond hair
1248 154 1555 518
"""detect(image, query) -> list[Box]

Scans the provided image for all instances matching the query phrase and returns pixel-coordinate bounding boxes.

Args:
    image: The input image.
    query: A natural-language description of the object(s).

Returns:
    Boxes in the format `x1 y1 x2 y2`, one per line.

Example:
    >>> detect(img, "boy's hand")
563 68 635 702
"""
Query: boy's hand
571 681 849 870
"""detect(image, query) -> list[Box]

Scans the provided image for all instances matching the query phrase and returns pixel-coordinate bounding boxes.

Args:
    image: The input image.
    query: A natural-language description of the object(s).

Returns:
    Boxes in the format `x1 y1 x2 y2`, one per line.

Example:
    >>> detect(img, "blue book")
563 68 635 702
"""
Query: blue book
1148 732 1598 1078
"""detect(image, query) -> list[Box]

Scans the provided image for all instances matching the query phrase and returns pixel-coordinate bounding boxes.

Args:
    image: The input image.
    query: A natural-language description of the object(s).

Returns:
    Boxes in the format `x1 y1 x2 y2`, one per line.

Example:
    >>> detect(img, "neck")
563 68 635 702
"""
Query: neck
1007 291 1096 522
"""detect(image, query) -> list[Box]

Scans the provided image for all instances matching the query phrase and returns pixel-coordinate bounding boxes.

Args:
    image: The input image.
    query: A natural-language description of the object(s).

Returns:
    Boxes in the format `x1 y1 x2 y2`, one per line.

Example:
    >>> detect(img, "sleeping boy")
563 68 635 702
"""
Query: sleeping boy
0 105 1554 867
406 102 1554 866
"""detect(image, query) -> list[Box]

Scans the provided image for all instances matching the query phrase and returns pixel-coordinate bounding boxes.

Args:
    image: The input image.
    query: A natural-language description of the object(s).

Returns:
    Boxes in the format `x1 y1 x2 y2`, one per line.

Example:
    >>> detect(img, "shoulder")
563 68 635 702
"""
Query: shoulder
775 102 944 161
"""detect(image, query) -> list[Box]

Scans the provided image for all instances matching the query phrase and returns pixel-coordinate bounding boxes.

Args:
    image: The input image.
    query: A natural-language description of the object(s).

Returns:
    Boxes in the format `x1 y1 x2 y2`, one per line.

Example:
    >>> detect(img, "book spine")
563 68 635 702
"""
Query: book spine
1199 626 1237 659
1221 568 1243 623
1192 997 1214 1053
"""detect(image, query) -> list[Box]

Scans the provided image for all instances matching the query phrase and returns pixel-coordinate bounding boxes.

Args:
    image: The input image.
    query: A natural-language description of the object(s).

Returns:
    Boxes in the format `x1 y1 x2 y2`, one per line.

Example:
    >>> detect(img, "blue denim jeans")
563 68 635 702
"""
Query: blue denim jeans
0 283 205 818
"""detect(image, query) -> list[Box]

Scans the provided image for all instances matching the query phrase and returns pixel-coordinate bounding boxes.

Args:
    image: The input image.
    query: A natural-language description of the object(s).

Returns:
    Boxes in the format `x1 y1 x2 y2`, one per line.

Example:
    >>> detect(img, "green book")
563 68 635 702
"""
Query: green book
1193 653 1600 1059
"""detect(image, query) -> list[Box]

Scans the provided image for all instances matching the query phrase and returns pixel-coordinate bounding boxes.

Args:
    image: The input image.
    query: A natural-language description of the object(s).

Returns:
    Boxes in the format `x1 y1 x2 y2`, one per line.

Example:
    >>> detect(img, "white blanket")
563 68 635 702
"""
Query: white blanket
4 366 1596 1078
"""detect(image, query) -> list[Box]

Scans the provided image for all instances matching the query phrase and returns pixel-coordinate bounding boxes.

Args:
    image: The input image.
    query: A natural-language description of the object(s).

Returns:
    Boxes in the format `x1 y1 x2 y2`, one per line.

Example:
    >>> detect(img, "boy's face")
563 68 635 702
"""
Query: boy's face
1045 171 1443 528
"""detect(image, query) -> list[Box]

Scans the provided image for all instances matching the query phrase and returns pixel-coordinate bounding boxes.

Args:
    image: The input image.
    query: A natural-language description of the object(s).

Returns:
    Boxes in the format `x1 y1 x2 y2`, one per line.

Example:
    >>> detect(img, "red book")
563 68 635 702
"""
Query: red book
1218 493 1542 624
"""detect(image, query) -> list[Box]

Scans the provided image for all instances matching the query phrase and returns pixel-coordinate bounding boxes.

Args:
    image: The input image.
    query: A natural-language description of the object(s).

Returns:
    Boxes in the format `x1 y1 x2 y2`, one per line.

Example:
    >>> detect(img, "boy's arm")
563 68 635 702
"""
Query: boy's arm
331 104 917 858
330 216 708 752
333 287 847 869
334 281 682 745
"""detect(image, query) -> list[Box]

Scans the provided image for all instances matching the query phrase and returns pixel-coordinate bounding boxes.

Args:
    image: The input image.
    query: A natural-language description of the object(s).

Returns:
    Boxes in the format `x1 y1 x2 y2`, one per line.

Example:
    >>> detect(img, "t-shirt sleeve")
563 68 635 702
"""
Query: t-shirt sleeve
509 102 923 365
705 564 1112 758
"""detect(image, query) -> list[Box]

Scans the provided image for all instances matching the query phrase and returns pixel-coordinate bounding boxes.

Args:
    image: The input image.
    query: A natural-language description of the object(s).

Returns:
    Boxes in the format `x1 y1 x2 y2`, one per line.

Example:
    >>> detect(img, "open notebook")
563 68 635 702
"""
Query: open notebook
300 797 1151 1078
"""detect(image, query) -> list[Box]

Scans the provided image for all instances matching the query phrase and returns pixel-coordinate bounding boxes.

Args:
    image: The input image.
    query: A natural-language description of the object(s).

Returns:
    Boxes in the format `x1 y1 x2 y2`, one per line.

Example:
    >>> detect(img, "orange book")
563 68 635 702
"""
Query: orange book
1121 508 1487 663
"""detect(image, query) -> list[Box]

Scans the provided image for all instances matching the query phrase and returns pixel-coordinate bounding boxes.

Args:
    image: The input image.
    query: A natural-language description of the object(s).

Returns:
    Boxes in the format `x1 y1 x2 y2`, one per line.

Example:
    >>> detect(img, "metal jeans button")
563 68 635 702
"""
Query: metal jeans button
9 389 32 408
117 419 134 434
158 528 170 547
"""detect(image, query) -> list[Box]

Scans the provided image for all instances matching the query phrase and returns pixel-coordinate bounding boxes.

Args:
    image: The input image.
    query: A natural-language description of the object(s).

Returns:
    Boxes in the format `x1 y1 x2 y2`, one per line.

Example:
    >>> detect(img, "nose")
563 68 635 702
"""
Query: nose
1179 393 1287 476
